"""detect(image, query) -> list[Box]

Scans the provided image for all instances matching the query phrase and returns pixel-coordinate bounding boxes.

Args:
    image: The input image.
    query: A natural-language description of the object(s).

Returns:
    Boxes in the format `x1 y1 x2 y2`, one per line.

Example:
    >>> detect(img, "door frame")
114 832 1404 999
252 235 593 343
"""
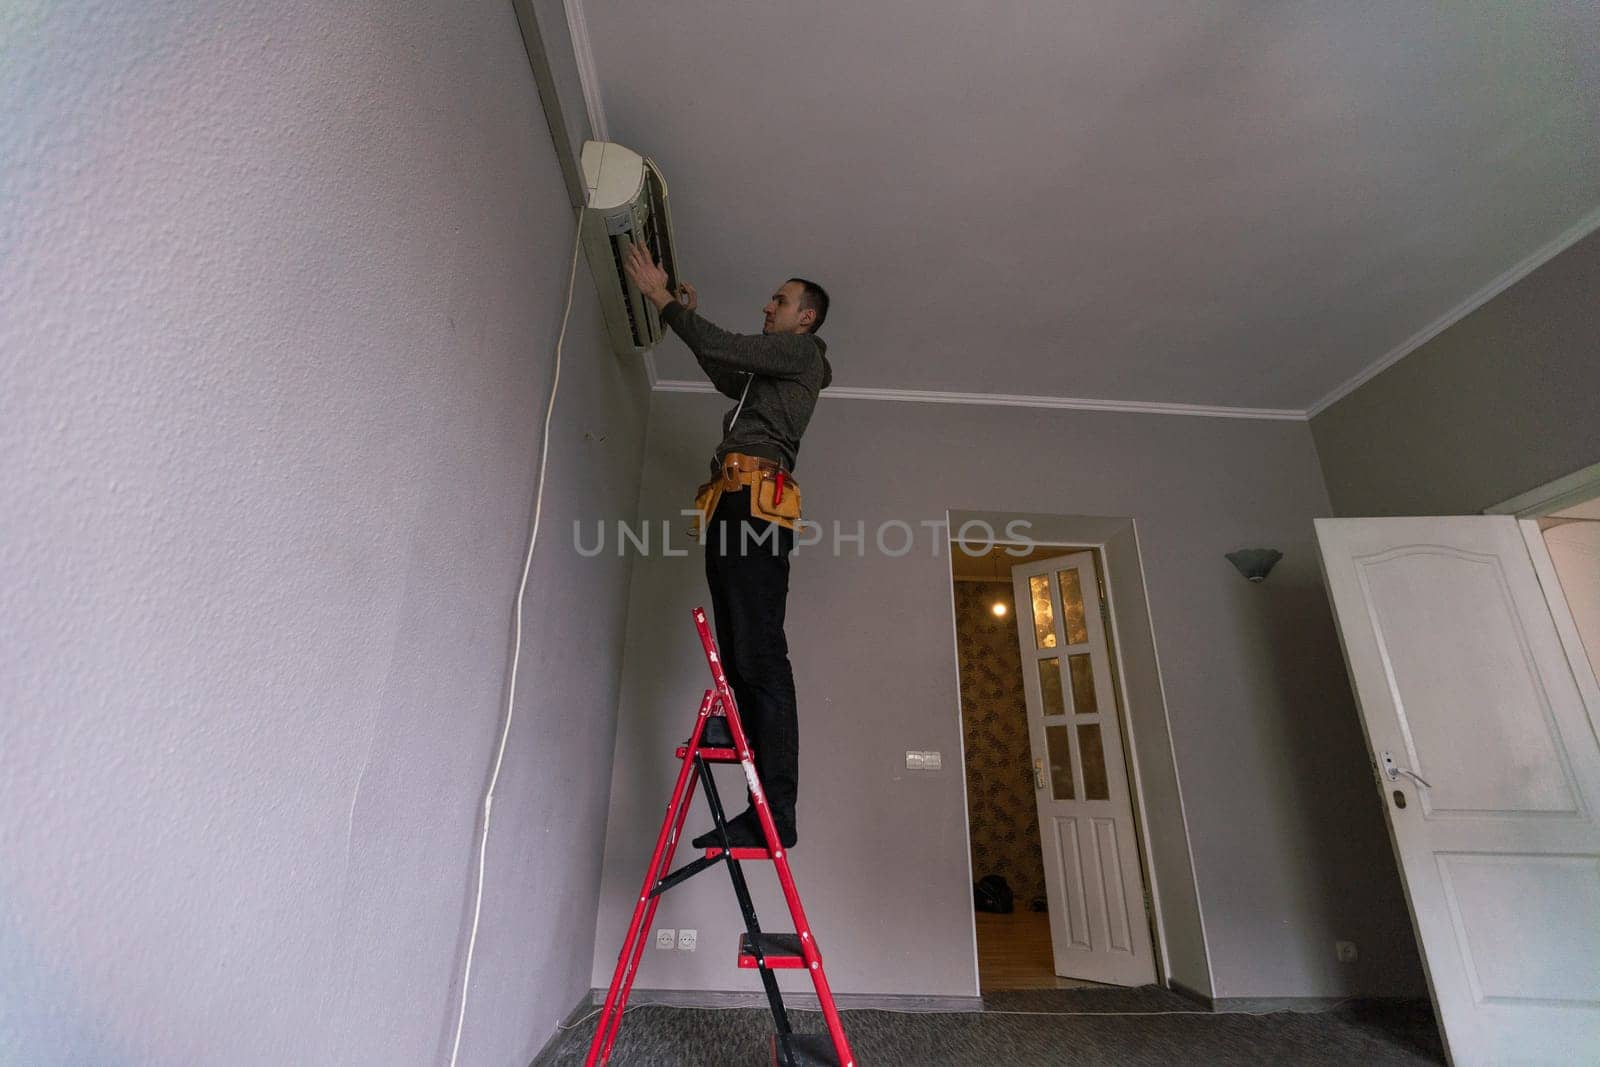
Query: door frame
949 528 1181 991
1485 459 1600 519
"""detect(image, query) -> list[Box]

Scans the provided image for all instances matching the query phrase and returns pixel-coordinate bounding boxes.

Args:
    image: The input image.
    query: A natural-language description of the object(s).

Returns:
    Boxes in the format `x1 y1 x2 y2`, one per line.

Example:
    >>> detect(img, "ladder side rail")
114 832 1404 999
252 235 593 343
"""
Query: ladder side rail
596 754 706 1066
692 609 855 1067
690 609 762 818
586 690 717 1067
596 768 703 1066
770 848 853 1067
698 754 796 1066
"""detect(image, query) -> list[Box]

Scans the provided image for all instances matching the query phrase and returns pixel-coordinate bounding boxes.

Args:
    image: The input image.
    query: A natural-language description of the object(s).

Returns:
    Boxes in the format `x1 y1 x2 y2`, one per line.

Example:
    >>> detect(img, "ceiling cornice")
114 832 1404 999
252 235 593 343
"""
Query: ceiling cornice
651 378 1307 421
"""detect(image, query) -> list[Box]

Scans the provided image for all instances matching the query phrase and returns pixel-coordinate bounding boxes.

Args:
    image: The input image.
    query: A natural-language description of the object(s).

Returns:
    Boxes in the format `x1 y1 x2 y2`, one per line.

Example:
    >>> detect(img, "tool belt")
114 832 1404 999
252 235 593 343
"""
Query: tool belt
691 451 803 537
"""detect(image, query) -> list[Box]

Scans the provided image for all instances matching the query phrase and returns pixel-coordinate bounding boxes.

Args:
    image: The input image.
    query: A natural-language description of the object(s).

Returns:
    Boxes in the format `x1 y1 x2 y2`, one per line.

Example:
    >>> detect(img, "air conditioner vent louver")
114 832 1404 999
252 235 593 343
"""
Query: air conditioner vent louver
579 141 679 357
606 233 646 349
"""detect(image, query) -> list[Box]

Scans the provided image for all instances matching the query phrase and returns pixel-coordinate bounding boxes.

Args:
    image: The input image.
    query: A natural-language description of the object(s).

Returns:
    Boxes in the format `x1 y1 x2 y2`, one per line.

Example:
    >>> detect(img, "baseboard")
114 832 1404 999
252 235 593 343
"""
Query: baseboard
529 990 600 1067
595 987 984 1013
1213 995 1350 1013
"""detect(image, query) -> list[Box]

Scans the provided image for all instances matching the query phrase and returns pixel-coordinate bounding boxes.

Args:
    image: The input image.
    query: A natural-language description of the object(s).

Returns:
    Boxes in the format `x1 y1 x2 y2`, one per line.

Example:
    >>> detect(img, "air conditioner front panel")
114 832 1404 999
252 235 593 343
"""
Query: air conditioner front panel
580 140 645 212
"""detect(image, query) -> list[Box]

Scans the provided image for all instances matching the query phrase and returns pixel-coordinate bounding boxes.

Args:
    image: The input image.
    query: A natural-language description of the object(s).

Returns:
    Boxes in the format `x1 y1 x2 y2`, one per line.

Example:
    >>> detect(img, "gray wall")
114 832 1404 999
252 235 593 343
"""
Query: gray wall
593 391 1425 1001
1 3 645 1064
1313 228 1600 516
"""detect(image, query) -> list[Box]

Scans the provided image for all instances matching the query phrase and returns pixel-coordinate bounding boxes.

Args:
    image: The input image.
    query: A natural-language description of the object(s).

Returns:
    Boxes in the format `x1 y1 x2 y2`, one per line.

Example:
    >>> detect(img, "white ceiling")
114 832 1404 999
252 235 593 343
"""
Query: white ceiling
581 1 1600 414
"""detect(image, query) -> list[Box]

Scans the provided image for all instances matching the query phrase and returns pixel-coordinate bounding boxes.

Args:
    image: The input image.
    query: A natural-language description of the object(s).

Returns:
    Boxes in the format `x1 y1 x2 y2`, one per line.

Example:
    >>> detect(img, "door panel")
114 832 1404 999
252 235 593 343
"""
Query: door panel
1436 852 1600 1005
1013 552 1156 987
1358 546 1582 816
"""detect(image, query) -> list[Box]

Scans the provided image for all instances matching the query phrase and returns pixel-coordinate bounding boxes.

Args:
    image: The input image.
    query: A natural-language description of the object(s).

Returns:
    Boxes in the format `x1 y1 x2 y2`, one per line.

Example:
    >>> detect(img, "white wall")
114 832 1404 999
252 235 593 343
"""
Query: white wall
1 3 644 1064
593 390 1426 1002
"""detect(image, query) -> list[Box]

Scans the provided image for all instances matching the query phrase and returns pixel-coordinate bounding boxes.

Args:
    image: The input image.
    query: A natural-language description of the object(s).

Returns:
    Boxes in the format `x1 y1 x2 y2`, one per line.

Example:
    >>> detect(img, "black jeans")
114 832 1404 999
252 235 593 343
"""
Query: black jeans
703 487 798 834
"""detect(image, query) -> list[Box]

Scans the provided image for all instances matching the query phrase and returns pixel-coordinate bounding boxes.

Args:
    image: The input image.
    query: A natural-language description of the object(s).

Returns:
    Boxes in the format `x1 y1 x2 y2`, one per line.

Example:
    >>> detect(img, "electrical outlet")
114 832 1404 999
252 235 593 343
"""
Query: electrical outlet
655 928 675 950
905 750 943 771
1336 941 1358 964
677 929 697 952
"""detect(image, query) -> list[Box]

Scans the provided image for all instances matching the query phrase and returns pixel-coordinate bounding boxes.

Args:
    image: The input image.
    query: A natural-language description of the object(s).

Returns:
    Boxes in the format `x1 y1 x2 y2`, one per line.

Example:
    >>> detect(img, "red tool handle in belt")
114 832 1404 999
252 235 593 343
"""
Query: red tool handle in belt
774 469 785 505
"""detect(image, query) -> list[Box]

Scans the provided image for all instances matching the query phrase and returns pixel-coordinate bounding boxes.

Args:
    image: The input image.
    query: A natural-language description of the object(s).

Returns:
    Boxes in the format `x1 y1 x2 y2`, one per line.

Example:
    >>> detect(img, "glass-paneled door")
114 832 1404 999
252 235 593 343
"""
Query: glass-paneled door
1011 552 1156 985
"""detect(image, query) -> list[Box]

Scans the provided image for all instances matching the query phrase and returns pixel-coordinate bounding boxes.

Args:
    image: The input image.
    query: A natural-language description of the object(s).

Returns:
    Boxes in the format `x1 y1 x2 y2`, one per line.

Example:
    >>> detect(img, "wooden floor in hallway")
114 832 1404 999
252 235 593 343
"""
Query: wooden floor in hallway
975 908 1107 992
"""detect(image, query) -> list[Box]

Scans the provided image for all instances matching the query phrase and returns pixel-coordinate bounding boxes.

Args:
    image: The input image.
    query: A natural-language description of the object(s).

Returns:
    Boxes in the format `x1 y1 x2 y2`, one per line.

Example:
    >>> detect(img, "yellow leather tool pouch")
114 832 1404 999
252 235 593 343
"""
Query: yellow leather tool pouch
690 472 801 537
689 479 722 540
750 473 802 530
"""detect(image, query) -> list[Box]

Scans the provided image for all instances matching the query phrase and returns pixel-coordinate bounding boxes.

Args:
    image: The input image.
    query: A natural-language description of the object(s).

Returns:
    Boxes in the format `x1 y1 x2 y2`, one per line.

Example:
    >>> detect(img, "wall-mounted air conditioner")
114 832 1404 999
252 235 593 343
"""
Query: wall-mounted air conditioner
579 140 679 356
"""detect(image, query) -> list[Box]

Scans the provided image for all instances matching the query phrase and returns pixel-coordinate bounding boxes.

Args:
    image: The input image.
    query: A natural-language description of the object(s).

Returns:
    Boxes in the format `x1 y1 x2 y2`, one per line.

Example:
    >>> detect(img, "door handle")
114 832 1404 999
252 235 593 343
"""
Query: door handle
1381 751 1431 789
1033 758 1045 791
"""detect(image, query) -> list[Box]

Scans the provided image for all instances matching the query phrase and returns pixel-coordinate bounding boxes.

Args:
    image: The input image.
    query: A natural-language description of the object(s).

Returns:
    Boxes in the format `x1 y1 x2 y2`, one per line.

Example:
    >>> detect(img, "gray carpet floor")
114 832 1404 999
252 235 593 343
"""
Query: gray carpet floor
543 988 1445 1066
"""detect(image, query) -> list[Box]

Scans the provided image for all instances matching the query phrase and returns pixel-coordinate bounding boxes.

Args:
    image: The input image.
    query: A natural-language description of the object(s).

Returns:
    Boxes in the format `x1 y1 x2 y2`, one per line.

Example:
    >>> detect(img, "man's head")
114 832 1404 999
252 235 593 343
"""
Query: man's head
763 278 830 335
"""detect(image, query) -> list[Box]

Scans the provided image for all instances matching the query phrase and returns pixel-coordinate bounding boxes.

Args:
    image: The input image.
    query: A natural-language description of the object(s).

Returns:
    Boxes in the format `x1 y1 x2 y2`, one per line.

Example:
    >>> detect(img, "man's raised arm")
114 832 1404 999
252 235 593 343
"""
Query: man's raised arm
659 302 819 382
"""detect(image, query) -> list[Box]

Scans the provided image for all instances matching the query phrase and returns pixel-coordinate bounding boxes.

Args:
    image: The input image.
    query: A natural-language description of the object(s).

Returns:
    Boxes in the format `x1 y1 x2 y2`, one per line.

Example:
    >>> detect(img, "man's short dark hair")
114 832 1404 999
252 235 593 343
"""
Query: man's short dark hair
789 277 829 334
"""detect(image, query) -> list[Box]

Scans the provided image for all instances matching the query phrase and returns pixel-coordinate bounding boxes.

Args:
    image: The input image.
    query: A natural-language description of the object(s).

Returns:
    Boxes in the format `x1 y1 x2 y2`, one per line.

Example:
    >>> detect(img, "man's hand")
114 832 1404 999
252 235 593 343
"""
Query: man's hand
624 242 673 311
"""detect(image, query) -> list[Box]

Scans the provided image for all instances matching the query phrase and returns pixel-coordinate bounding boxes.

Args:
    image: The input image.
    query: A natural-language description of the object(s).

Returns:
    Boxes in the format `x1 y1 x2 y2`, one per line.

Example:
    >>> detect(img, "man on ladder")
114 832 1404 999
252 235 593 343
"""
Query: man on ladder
624 242 831 850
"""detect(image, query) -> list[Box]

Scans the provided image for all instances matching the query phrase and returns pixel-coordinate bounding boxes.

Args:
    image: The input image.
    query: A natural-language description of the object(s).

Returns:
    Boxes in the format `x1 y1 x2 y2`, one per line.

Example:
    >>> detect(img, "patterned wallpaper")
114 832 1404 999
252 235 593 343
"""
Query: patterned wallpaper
955 581 1048 909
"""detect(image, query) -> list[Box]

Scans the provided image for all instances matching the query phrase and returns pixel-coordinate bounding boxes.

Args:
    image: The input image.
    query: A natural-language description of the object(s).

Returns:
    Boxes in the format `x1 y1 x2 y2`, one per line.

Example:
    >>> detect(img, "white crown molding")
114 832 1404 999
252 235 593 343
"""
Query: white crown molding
1307 205 1600 418
650 377 1306 421
562 0 607 141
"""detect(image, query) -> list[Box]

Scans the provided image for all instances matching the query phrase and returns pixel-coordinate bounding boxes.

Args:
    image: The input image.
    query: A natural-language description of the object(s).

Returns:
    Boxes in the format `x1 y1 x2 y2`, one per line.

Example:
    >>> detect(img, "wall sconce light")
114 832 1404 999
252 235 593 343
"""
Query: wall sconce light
1226 548 1283 583
991 601 1008 617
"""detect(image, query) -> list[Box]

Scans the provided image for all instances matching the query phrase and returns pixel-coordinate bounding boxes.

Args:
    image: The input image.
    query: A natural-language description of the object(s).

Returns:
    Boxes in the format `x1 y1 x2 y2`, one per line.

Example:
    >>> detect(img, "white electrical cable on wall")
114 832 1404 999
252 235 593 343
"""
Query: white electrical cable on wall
448 204 587 1067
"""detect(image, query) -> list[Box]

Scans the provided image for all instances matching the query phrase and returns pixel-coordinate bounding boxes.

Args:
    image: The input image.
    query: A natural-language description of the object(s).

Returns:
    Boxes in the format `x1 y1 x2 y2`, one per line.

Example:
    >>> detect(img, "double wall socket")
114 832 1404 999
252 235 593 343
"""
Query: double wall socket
905 750 943 771
655 928 697 951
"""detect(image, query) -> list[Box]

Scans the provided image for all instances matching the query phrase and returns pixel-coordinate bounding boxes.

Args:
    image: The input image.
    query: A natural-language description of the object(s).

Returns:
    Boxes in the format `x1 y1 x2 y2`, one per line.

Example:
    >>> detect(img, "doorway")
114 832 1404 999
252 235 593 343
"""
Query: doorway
951 538 1157 992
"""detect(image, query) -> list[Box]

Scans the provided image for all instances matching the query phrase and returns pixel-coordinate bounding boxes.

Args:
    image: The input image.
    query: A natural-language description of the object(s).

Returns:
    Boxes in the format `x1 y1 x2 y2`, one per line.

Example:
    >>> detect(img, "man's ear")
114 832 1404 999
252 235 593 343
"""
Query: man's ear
798 308 817 332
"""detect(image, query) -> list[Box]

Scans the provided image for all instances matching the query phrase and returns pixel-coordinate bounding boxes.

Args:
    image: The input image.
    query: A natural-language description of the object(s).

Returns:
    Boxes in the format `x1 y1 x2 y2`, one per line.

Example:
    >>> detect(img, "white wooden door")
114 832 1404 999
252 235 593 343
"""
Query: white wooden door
1011 552 1156 986
1316 517 1600 1066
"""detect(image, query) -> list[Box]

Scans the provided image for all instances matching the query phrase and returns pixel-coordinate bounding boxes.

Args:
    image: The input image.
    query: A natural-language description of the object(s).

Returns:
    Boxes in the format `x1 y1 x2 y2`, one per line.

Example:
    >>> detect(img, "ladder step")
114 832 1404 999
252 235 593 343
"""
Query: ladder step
770 1032 842 1067
675 744 741 763
739 932 808 969
704 845 773 861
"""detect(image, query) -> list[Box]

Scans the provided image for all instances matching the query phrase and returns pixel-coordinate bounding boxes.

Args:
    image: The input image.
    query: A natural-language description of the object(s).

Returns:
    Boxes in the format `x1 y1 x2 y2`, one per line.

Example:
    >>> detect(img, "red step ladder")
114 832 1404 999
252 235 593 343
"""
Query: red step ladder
586 607 855 1067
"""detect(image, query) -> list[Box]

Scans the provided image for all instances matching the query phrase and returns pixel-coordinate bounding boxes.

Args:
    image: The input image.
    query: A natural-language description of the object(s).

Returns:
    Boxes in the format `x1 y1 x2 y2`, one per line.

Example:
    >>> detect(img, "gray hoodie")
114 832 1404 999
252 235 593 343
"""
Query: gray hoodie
660 301 833 475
